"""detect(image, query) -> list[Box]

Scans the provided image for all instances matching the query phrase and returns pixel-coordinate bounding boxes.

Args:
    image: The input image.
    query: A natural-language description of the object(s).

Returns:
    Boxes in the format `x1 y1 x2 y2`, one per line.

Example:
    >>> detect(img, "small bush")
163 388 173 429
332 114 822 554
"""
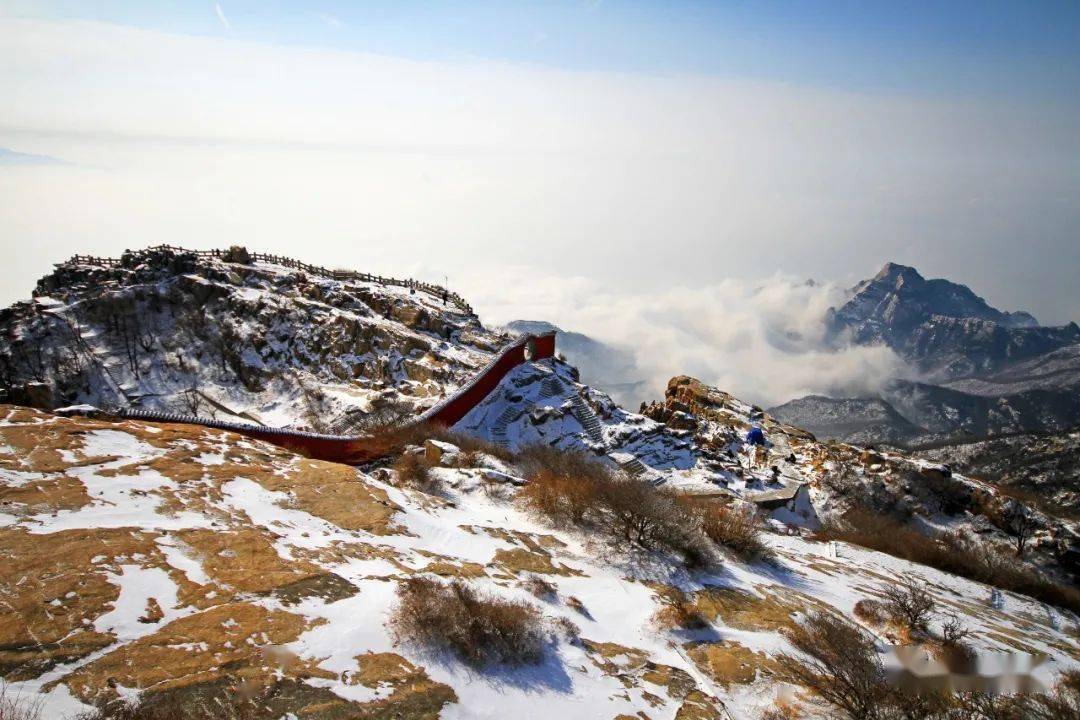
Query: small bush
1033 669 1080 720
391 452 442 494
0 685 42 720
758 706 800 720
521 574 557 600
390 578 546 667
852 598 887 627
678 497 771 561
345 401 414 435
880 576 935 633
773 611 891 720
566 596 590 618
817 510 1080 614
553 616 581 645
440 430 515 463
776 612 1079 720
513 444 611 485
519 466 603 528
955 671 1080 720
652 588 708 631
517 447 713 565
932 616 975 673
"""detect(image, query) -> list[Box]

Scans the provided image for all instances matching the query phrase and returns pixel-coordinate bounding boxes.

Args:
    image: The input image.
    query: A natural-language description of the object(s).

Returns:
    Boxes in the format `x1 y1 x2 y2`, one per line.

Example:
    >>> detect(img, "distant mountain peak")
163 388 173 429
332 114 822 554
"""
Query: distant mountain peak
830 262 1079 383
873 262 922 283
843 262 1040 329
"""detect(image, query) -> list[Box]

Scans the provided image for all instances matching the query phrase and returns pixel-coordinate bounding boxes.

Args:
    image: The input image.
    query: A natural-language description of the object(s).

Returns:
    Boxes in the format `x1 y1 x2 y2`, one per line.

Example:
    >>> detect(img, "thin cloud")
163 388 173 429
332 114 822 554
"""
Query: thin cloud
214 3 231 31
317 13 344 30
0 147 70 166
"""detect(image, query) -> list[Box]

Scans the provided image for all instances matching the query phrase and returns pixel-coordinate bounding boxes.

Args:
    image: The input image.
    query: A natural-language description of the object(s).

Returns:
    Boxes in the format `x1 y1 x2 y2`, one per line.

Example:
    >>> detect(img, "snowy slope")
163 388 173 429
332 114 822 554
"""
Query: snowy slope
2 406 1077 719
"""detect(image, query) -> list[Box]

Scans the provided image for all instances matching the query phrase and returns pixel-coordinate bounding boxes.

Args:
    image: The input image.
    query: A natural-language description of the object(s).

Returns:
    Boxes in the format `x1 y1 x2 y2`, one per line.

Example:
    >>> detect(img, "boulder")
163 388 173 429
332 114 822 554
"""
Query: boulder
9 382 55 410
424 439 460 466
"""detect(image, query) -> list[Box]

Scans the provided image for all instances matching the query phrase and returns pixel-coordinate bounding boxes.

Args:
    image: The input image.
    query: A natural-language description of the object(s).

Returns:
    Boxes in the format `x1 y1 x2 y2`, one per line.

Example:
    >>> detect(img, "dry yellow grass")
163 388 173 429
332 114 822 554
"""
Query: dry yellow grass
685 641 779 689
61 602 315 703
347 652 458 719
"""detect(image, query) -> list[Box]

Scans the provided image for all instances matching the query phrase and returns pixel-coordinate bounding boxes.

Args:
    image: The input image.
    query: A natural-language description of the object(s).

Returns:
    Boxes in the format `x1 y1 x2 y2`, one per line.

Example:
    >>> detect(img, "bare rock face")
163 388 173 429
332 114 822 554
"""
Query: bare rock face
6 381 55 410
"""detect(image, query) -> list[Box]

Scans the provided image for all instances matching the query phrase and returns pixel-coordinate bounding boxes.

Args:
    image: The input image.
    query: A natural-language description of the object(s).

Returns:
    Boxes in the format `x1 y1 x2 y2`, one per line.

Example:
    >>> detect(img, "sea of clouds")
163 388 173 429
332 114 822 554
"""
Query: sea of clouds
469 268 910 409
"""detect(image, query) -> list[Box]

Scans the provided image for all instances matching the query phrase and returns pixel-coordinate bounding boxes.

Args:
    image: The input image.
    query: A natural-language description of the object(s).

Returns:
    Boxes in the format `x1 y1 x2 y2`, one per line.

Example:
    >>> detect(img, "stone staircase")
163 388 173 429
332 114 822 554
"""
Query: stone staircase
491 405 519 445
609 451 665 486
539 375 563 400
569 392 606 446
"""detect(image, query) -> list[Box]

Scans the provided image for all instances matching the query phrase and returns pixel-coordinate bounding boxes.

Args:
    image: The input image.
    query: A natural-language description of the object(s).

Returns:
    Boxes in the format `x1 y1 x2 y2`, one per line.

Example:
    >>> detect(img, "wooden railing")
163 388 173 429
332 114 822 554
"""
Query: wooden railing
61 245 474 315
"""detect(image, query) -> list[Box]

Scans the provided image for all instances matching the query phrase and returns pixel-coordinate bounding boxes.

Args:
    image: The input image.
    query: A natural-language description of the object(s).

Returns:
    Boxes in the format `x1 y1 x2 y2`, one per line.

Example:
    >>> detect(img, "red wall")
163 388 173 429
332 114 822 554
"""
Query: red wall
124 332 557 465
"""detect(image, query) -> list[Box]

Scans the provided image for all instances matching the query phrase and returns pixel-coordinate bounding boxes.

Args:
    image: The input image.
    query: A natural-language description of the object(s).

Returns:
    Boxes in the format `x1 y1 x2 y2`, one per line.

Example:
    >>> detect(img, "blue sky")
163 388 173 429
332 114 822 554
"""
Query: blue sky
5 0 1080 100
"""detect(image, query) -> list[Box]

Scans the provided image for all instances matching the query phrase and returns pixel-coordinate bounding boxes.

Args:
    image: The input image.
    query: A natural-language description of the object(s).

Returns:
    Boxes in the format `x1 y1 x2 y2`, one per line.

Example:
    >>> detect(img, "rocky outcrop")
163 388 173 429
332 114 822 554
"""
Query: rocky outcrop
0 247 499 430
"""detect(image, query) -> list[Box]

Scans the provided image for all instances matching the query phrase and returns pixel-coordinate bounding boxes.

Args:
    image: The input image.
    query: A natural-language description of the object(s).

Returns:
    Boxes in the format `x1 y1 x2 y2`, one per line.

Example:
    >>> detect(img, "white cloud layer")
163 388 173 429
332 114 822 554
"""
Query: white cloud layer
0 16 1075 406
467 268 908 407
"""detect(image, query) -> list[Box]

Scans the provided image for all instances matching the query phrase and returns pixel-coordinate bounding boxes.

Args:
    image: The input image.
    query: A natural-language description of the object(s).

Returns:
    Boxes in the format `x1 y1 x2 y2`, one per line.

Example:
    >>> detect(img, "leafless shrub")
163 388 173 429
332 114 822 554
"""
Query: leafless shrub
516 448 612 528
677 497 771 561
1007 504 1034 557
817 510 1080 614
391 452 442 494
776 613 1078 720
933 616 975 672
953 674 1080 720
339 401 414 436
881 576 935 633
853 598 888 627
939 615 972 647
566 596 590 618
437 429 515 463
390 578 546 667
179 387 202 416
553 616 581 645
773 610 891 720
513 444 608 483
517 447 712 565
0 684 42 720
652 588 708 631
1030 669 1080 720
520 574 557 600
758 706 800 720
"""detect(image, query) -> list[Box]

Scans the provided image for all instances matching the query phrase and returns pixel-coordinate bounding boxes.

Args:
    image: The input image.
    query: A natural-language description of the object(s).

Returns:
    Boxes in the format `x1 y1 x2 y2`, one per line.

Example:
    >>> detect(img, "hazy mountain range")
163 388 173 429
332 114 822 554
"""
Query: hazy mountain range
772 262 1080 446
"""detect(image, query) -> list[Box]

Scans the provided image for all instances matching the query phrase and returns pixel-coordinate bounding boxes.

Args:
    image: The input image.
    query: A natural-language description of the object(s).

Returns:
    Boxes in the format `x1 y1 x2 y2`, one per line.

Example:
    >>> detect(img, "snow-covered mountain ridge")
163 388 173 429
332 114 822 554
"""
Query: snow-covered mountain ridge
0 247 503 430
828 261 1079 384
